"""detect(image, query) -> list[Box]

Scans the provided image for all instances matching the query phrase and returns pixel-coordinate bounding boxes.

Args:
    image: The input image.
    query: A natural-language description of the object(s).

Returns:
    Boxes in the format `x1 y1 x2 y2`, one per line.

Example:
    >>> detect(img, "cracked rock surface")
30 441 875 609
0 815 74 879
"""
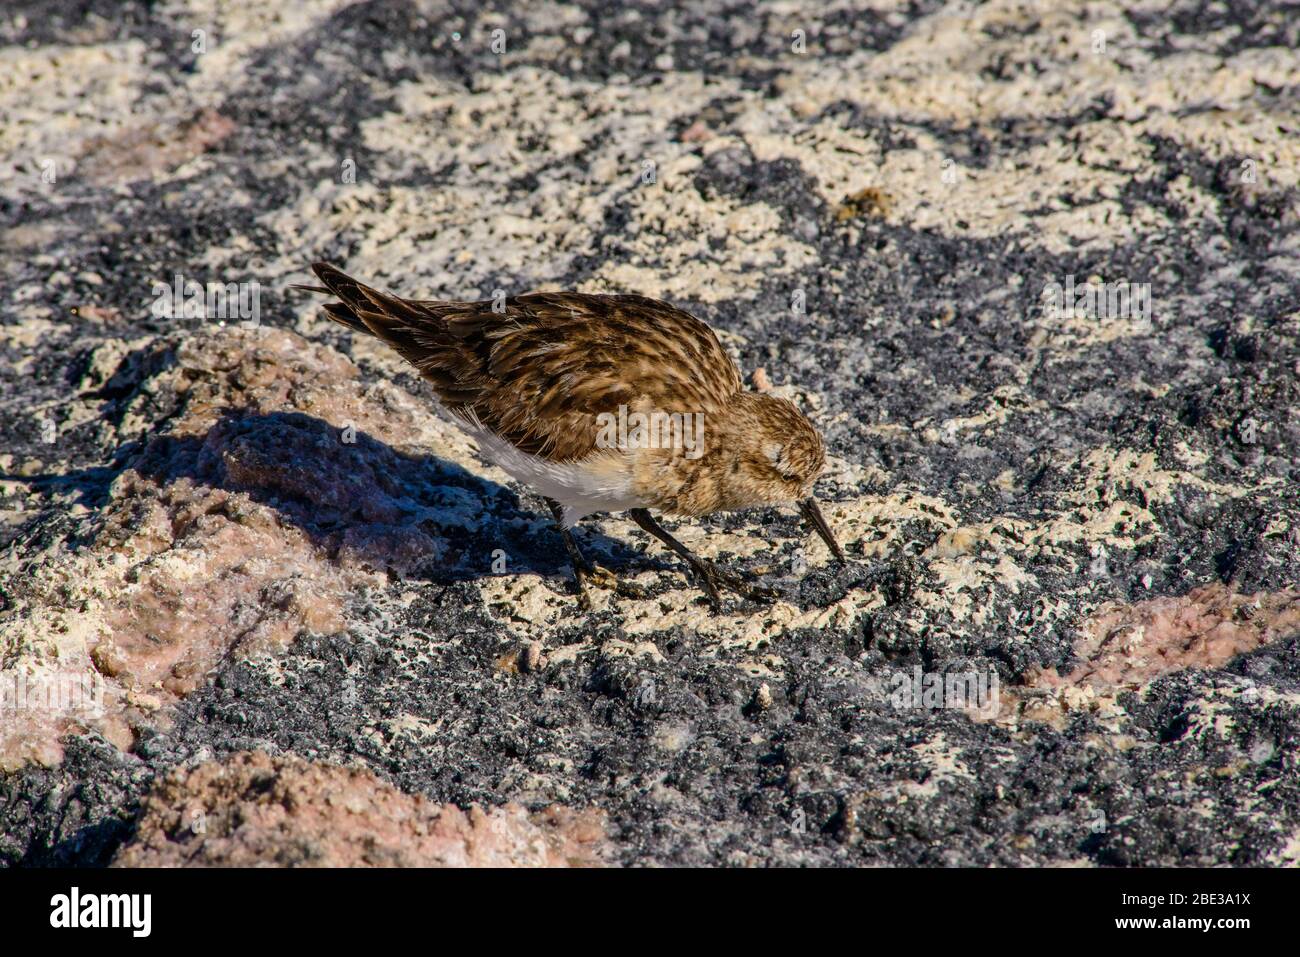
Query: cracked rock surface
2 0 1299 866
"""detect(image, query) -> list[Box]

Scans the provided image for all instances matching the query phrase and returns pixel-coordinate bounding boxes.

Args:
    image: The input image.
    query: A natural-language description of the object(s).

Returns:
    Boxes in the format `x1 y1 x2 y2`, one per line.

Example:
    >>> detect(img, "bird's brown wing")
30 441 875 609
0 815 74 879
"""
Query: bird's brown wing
309 263 742 462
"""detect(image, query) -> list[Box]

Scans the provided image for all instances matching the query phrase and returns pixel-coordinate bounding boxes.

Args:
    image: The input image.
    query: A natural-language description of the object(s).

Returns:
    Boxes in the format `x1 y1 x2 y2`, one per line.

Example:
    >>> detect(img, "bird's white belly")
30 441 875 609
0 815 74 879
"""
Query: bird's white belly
453 413 643 526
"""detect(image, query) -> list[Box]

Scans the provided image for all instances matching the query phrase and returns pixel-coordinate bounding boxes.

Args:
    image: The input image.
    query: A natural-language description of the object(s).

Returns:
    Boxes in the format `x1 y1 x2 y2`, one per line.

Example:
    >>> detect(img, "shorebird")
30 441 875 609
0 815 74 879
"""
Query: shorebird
297 263 845 610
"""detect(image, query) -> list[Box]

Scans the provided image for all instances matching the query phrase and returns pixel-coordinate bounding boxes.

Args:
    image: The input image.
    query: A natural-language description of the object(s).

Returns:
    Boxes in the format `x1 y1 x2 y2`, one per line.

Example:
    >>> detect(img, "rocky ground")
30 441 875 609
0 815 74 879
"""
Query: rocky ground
1 0 1299 867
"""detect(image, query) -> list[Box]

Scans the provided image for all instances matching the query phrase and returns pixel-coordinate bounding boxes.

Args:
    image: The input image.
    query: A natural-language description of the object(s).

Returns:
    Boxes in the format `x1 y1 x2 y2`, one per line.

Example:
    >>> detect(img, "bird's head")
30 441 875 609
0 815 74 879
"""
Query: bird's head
725 392 845 561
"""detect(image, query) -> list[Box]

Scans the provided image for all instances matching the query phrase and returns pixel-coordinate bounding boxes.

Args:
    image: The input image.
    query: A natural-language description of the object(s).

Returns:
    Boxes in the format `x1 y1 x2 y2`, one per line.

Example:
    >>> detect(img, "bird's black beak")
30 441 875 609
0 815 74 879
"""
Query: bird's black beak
800 498 846 564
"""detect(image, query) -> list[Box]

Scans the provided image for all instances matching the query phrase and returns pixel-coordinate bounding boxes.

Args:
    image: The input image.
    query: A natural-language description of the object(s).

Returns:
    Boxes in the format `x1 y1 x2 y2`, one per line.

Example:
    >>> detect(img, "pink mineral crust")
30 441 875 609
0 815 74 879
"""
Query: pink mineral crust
95 471 352 698
1031 584 1300 692
79 109 237 186
92 327 444 703
113 751 611 867
2 326 464 769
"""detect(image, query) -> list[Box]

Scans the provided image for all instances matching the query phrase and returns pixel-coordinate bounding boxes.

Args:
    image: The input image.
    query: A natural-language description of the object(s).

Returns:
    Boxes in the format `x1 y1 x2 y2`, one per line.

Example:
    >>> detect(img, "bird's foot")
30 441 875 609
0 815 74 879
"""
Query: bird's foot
585 563 651 601
572 570 595 611
688 558 779 611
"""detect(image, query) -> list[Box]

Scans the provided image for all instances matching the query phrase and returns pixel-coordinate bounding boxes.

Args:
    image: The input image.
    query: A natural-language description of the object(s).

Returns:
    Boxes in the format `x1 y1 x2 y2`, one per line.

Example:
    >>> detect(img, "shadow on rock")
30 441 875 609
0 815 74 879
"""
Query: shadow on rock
112 407 637 584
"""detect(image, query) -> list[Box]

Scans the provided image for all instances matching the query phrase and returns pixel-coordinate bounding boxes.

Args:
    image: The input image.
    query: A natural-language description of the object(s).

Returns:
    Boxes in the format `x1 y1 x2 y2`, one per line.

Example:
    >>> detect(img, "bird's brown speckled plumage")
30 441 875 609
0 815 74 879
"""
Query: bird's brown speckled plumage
311 263 741 463
301 262 844 610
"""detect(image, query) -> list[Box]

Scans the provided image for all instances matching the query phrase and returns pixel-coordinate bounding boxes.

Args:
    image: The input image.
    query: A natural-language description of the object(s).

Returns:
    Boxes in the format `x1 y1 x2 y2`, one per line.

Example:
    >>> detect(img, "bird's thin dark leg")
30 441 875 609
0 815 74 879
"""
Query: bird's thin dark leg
628 508 777 610
545 499 647 607
546 498 595 609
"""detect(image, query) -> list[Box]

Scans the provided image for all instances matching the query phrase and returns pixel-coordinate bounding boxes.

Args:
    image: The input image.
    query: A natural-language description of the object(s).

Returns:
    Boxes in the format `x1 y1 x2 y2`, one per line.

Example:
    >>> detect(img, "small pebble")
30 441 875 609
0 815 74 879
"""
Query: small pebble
521 640 544 672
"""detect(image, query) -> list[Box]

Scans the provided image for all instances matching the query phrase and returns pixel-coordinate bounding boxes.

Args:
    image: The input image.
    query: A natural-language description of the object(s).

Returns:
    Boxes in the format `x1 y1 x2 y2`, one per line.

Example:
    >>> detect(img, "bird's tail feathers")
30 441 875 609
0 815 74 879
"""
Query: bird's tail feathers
302 262 444 362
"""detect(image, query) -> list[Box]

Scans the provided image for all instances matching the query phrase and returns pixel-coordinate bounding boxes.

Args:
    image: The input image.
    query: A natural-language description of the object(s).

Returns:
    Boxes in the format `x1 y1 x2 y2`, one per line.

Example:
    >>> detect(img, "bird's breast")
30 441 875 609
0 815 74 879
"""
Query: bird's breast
453 412 645 525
